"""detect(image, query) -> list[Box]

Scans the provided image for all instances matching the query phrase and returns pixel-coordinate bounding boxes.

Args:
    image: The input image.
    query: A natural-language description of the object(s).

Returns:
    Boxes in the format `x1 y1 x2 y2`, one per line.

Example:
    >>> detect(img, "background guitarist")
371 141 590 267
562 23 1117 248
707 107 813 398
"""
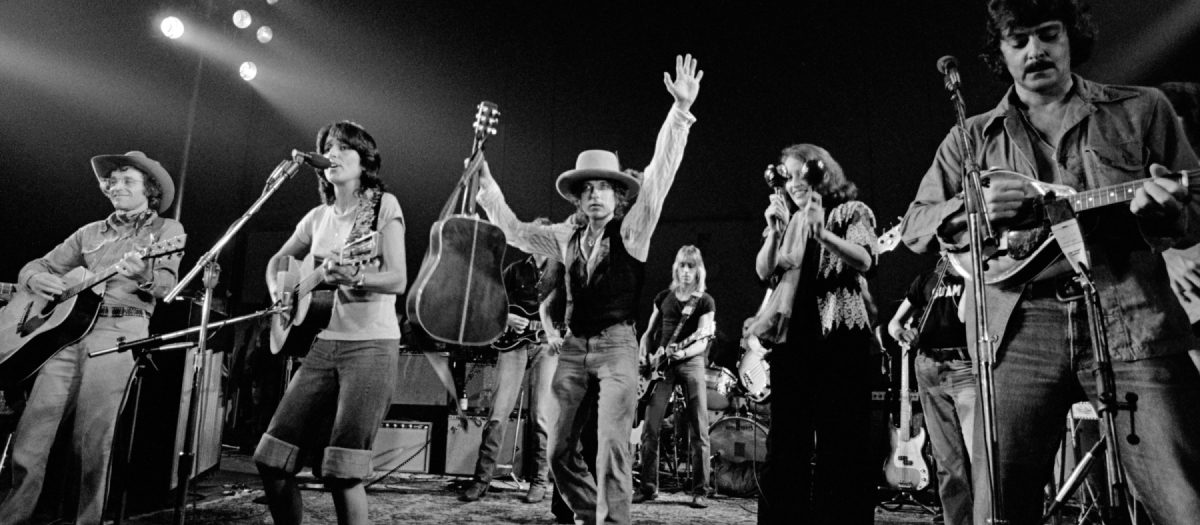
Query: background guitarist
887 258 973 525
460 247 561 504
475 53 702 525
901 1 1200 523
0 151 184 525
633 245 715 509
255 121 407 525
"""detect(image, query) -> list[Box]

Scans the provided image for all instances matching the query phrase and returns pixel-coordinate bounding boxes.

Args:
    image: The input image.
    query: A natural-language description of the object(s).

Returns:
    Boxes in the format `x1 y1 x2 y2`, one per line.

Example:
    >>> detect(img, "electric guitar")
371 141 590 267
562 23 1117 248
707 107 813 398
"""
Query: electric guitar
269 232 379 357
738 220 904 403
491 304 545 351
0 235 187 387
882 320 931 491
636 333 714 400
948 168 1198 285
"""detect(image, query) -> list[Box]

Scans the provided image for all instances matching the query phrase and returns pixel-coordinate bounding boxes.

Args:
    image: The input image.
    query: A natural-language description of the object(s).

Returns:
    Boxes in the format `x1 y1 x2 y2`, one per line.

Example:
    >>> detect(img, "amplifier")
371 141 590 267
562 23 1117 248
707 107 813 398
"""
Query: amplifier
373 420 432 474
444 415 524 477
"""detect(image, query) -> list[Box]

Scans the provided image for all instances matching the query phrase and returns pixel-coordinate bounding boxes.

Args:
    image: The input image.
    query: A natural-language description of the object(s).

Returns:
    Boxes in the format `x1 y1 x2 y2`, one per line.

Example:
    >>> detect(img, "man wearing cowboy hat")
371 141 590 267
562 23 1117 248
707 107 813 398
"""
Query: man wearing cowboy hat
1 151 185 525
476 54 703 525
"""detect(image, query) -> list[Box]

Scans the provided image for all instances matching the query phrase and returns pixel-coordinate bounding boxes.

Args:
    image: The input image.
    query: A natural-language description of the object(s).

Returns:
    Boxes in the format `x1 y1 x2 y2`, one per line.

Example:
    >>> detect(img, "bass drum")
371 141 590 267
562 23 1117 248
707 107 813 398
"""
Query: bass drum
704 366 737 411
708 415 768 464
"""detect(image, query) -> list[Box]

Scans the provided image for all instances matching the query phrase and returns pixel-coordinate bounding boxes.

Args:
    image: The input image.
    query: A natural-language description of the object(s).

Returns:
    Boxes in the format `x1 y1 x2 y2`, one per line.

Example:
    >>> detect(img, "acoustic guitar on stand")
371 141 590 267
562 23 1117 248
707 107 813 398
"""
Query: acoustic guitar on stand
269 232 379 357
0 234 187 387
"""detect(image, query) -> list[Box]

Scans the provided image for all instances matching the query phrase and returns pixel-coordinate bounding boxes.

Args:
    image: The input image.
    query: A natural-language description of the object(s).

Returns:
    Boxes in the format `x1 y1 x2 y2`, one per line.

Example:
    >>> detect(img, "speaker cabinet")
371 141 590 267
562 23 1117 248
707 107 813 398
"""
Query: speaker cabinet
443 415 524 477
373 420 432 474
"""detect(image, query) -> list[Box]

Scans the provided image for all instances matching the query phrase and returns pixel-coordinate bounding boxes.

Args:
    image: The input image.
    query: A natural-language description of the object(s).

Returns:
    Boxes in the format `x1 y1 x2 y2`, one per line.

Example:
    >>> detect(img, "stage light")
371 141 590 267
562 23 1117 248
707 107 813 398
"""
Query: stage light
161 16 185 39
232 10 252 29
266 0 280 4
257 26 273 43
239 61 258 81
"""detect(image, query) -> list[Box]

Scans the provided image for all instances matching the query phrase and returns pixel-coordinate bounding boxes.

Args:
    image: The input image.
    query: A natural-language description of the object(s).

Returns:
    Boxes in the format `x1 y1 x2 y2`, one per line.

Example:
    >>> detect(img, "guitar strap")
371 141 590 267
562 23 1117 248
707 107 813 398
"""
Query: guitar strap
662 294 701 352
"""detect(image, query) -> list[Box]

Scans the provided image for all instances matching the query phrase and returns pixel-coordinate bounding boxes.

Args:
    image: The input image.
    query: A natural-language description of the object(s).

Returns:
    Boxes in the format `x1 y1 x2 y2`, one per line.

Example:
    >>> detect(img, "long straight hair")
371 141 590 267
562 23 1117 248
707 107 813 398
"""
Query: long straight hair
669 245 706 296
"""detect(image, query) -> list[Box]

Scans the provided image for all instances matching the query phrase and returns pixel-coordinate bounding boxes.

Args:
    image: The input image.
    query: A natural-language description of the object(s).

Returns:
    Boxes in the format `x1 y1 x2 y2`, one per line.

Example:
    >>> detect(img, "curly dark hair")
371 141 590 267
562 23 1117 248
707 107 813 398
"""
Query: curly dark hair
981 0 1096 79
314 121 387 205
567 169 638 225
779 143 858 209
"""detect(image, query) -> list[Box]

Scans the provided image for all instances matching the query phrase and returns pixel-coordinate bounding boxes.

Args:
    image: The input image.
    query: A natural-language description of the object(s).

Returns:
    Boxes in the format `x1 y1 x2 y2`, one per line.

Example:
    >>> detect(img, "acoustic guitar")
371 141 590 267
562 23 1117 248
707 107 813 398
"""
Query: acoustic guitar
0 234 187 387
407 102 508 346
882 320 931 491
269 232 379 357
948 168 1197 285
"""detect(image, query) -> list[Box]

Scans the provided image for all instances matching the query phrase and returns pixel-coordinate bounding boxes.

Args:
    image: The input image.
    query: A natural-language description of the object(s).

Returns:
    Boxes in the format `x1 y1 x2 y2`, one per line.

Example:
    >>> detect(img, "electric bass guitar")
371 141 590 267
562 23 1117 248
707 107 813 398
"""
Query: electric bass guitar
269 232 379 357
882 321 931 491
948 168 1198 285
636 333 714 400
491 304 546 351
0 234 187 387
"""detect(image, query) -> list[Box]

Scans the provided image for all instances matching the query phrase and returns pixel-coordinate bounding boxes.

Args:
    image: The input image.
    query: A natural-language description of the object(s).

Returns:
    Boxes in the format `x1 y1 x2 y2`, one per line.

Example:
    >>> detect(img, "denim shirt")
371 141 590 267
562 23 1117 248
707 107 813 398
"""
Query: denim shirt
19 211 185 314
901 75 1200 361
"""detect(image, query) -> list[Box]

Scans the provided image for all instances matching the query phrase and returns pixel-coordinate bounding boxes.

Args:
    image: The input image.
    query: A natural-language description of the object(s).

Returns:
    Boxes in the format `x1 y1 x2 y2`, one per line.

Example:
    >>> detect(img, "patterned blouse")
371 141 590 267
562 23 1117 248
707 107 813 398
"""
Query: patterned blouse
811 200 878 335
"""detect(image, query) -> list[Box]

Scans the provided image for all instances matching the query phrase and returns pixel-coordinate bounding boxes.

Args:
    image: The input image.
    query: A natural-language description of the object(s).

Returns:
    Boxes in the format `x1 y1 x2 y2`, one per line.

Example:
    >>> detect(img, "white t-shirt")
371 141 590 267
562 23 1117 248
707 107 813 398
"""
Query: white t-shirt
290 192 404 341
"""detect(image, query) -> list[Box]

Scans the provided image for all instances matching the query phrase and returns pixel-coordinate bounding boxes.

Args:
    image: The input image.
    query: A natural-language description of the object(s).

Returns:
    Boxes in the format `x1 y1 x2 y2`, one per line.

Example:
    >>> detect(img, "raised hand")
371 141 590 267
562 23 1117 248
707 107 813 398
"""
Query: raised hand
664 53 704 112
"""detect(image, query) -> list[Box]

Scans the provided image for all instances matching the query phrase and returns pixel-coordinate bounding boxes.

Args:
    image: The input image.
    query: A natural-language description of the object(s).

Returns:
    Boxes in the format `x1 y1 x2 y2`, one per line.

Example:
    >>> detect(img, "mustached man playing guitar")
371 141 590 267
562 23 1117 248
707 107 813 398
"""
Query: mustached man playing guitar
0 151 185 525
901 2 1200 523
633 245 715 509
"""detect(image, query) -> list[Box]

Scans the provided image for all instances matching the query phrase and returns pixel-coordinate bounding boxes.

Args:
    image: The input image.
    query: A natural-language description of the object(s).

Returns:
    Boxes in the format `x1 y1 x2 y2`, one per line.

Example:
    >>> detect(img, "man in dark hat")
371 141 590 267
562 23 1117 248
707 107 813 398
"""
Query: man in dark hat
475 54 703 525
0 151 185 525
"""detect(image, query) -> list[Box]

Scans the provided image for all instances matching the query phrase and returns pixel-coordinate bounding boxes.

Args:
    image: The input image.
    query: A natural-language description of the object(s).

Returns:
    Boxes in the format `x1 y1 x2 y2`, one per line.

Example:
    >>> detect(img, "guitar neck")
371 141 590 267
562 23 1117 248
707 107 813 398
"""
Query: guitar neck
1066 171 1195 213
898 343 913 436
59 268 120 305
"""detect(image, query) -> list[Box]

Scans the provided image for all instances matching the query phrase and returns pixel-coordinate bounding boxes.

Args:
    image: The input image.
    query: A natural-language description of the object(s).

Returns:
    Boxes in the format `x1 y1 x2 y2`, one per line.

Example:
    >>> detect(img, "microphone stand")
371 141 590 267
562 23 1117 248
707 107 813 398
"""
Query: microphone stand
942 67 1007 524
161 157 300 525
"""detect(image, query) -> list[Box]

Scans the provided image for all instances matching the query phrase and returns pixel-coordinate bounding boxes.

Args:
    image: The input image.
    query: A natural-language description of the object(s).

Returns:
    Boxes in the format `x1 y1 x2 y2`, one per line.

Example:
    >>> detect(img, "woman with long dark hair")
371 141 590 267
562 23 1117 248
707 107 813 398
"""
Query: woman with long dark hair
254 121 407 525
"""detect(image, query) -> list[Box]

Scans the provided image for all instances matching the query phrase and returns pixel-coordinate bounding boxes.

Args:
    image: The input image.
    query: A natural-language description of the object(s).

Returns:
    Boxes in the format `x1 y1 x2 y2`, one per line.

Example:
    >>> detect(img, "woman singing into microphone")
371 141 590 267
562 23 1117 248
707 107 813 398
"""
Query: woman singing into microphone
754 143 878 524
254 121 407 525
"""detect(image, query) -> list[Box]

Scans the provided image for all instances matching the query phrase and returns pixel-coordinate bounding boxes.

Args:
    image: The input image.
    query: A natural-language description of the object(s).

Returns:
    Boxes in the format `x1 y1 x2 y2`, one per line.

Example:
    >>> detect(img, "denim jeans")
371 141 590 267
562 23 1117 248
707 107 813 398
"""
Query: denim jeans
550 322 638 525
637 355 710 495
0 315 143 525
254 338 398 481
972 295 1200 525
914 352 975 525
473 342 559 485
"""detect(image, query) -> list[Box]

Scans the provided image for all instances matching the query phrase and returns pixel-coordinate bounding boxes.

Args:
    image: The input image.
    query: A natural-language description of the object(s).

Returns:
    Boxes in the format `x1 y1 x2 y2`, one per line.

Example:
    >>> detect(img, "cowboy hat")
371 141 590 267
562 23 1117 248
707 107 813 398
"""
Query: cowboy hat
555 150 641 201
90 151 175 213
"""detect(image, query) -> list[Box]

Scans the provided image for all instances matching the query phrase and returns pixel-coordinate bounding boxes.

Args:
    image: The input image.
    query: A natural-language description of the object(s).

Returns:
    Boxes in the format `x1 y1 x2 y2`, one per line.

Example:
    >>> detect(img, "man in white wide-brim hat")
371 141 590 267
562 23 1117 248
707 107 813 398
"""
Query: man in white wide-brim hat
476 54 703 525
1 151 185 524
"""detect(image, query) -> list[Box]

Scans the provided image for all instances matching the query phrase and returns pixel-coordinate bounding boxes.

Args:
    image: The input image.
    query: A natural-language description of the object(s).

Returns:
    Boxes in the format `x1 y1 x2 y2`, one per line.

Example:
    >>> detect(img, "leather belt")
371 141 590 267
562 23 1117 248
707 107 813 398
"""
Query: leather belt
921 346 970 362
98 305 150 318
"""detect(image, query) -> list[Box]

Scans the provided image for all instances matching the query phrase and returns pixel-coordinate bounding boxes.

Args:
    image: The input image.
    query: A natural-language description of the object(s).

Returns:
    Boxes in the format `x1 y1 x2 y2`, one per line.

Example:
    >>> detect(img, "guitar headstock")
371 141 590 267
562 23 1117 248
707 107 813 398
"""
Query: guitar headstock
138 234 188 260
878 219 904 254
472 101 500 152
337 231 380 268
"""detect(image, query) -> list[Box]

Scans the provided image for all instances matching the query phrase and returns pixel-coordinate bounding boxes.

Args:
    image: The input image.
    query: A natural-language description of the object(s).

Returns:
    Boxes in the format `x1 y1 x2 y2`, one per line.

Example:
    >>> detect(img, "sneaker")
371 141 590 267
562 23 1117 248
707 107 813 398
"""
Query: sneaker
632 490 658 504
689 494 709 508
522 483 547 504
459 480 488 502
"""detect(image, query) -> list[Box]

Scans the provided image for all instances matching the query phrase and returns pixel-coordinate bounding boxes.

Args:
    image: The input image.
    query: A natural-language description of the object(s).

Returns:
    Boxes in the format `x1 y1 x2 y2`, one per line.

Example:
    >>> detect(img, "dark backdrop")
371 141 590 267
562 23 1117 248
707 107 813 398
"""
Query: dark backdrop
2 0 1198 352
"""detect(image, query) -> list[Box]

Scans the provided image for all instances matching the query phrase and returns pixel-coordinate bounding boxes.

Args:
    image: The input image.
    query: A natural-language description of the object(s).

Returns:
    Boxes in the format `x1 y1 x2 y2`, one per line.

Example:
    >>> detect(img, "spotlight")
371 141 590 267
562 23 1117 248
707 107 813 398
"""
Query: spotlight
266 0 280 4
239 61 258 81
257 26 273 43
160 16 185 39
232 10 252 29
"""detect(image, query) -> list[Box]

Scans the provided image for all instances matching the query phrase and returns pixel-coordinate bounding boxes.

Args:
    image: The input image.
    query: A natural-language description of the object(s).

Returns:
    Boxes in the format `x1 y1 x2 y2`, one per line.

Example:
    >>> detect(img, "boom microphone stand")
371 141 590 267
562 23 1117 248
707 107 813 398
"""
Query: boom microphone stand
937 55 1006 525
162 155 301 524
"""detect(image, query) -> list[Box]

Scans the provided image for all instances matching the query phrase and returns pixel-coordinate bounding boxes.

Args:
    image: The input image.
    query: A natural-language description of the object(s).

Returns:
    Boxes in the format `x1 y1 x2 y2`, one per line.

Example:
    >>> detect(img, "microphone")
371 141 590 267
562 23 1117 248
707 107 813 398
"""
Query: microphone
292 149 332 170
937 55 961 91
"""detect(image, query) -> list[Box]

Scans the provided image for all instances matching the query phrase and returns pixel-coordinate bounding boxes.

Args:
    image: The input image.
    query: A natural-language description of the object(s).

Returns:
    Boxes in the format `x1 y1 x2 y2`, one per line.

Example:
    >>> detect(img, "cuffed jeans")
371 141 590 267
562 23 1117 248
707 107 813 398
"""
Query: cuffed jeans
972 295 1200 525
550 322 638 525
0 315 143 525
914 351 975 525
637 355 710 496
473 341 559 486
254 338 398 481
